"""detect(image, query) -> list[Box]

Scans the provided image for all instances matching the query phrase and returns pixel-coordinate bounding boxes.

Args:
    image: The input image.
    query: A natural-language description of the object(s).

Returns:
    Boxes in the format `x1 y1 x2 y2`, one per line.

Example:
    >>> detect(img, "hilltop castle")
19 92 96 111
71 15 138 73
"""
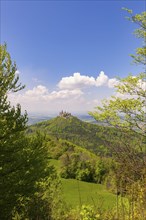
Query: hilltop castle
59 110 72 118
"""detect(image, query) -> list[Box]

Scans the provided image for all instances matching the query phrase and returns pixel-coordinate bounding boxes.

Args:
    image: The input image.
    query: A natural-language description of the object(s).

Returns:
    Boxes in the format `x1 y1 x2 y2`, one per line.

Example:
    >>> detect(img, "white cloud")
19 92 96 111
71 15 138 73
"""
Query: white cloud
25 85 48 96
108 78 119 88
8 71 118 113
8 84 85 114
86 99 100 106
8 85 83 105
50 89 83 100
58 72 95 89
58 71 117 90
95 71 108 86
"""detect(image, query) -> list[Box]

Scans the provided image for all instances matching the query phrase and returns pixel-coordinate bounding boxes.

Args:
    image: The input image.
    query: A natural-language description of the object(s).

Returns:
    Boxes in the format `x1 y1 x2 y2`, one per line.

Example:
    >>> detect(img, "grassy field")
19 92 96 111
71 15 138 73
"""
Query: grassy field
49 159 117 209
61 178 116 209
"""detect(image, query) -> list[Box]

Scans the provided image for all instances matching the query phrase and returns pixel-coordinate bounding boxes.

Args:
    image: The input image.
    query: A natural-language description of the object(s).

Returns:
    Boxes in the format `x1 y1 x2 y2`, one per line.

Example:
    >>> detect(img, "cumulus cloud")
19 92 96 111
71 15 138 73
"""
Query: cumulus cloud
8 86 85 113
8 71 119 113
50 89 83 100
58 71 117 90
108 78 119 88
8 85 83 105
58 72 95 89
95 71 108 86
25 85 48 96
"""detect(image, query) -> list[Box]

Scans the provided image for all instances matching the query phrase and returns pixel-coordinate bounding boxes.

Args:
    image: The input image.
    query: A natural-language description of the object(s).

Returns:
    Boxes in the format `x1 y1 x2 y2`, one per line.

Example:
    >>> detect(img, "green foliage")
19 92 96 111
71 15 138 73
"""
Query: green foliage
59 145 111 184
79 205 100 220
123 8 146 65
28 119 118 189
12 174 66 220
90 9 146 137
0 44 63 219
89 8 146 218
29 115 109 156
89 10 146 187
47 138 77 159
0 44 28 218
94 160 108 184
64 188 146 220
60 144 94 180
0 44 25 95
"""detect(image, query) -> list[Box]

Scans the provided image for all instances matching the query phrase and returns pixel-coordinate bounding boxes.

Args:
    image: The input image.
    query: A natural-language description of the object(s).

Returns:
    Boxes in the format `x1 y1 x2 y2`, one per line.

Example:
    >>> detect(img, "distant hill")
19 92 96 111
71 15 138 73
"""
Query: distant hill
27 113 97 125
27 115 52 125
29 115 107 155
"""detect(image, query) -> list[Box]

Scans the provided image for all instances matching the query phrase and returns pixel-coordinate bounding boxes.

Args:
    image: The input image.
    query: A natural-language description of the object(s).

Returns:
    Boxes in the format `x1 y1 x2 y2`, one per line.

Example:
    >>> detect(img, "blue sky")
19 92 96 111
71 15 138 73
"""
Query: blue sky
1 0 145 114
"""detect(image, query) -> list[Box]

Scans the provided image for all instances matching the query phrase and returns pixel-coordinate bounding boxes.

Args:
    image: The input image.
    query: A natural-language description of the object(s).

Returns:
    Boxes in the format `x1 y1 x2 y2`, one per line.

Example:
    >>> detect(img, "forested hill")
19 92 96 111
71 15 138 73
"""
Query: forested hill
28 115 107 155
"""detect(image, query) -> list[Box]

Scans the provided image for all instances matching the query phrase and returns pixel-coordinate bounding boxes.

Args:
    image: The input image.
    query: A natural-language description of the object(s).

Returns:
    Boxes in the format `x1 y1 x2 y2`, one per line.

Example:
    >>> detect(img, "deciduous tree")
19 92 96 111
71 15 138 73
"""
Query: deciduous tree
89 9 146 213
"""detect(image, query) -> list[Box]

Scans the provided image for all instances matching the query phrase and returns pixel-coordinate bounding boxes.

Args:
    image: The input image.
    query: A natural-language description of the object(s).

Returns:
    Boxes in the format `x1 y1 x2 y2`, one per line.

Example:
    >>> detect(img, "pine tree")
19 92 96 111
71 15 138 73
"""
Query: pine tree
0 44 62 219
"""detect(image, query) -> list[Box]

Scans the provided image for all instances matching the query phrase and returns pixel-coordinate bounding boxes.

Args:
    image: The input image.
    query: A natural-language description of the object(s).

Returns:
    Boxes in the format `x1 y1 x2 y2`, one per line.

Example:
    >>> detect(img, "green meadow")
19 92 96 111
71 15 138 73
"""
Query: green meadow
62 179 116 209
49 159 116 209
61 178 117 209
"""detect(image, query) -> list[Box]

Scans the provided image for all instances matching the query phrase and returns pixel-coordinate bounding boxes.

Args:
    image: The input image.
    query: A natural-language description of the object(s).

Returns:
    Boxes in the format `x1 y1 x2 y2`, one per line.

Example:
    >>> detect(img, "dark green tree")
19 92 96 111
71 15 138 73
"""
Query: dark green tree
0 44 62 219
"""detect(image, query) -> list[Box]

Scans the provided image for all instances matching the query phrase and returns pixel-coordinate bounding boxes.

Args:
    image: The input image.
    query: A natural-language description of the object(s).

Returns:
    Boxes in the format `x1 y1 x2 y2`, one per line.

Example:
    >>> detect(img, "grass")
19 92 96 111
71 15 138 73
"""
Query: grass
61 178 117 210
49 159 117 210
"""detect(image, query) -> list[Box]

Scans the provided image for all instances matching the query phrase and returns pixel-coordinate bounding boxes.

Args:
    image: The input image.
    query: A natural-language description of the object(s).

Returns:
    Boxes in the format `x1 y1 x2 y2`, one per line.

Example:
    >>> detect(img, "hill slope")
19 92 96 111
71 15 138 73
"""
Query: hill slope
29 115 105 154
